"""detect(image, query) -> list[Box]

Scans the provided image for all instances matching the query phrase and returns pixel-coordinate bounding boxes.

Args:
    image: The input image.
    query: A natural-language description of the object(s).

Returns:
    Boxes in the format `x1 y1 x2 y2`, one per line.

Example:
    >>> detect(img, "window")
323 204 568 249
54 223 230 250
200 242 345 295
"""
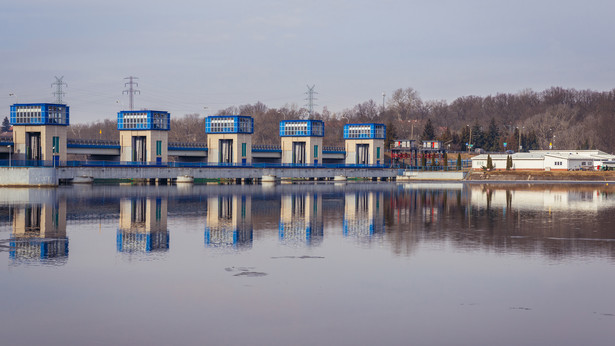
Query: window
377 146 381 159
242 143 246 157
52 136 60 153
344 124 385 139
314 145 318 158
156 140 162 156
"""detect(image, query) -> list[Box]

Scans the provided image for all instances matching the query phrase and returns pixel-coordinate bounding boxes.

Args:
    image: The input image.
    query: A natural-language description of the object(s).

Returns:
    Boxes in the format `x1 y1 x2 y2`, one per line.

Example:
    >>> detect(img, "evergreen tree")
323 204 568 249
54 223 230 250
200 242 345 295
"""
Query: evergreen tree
506 155 512 170
512 127 520 152
461 126 471 151
431 155 436 166
442 152 448 167
456 153 462 170
486 154 493 170
470 122 484 149
486 118 500 151
421 118 435 141
1 116 10 132
421 155 427 168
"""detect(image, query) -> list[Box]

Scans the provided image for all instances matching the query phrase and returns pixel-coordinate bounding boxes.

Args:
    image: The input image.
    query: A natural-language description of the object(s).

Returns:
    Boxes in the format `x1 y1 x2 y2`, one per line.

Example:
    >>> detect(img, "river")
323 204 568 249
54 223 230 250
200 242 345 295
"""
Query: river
1 182 614 345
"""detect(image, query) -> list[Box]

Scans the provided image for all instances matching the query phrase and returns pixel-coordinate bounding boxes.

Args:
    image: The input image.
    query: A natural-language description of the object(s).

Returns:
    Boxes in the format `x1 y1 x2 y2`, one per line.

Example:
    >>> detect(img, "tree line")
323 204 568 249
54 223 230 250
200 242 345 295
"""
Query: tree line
13 86 614 153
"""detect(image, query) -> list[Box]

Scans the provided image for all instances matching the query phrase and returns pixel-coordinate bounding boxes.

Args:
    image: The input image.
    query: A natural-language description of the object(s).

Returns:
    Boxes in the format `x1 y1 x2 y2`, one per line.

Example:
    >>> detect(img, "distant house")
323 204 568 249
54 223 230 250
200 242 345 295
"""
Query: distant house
471 150 615 170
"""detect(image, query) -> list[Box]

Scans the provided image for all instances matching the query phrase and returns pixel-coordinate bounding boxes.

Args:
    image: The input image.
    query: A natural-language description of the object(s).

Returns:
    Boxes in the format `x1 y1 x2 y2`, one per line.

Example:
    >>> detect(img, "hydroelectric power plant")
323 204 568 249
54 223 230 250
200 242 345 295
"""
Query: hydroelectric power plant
0 102 409 186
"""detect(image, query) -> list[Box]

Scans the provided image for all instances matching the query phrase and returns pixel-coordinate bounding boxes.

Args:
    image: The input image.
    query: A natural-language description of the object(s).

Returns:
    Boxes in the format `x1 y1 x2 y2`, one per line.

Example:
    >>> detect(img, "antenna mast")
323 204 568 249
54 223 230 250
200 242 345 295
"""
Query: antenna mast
52 76 68 104
123 76 140 110
304 84 318 118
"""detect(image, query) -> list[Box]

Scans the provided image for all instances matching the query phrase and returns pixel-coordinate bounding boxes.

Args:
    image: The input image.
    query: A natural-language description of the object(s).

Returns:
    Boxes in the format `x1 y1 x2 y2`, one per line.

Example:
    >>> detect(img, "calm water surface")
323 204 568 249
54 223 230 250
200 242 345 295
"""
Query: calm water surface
1 182 614 346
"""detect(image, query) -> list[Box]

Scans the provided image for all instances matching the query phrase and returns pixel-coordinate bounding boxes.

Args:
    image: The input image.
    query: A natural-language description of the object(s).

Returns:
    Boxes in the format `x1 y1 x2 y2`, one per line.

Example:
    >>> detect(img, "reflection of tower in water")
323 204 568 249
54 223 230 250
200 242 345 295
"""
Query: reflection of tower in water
204 195 253 249
117 198 169 253
10 200 68 265
343 191 384 240
279 193 323 246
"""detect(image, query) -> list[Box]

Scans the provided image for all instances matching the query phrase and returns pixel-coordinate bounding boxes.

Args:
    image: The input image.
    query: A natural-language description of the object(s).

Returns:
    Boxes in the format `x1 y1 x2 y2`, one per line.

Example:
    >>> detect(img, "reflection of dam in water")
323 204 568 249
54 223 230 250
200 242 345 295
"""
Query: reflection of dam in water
1 183 614 264
279 193 323 246
10 200 68 265
343 191 384 240
117 198 169 253
204 195 253 249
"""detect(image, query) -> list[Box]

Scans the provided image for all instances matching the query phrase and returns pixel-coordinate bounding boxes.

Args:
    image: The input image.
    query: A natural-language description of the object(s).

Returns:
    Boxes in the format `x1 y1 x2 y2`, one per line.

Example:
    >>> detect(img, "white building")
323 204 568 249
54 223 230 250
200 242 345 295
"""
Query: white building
471 150 615 171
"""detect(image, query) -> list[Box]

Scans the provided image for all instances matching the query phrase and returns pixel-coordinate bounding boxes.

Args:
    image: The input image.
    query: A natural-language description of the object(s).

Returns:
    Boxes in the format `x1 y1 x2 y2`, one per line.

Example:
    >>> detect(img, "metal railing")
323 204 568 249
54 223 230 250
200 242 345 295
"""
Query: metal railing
67 138 120 146
323 146 345 152
168 142 207 149
0 159 389 169
252 145 281 151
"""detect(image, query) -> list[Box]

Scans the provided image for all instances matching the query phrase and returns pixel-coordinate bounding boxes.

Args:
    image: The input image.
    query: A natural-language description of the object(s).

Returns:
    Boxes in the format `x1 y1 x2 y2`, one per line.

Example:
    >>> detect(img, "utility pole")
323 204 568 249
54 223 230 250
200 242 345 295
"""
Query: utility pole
304 85 318 118
382 92 385 114
123 76 140 110
52 76 68 104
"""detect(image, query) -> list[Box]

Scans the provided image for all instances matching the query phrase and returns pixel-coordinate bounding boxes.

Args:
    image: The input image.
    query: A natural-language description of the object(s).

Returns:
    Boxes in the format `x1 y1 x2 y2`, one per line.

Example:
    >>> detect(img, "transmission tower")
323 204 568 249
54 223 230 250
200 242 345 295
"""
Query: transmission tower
304 84 318 118
123 76 140 110
51 76 68 104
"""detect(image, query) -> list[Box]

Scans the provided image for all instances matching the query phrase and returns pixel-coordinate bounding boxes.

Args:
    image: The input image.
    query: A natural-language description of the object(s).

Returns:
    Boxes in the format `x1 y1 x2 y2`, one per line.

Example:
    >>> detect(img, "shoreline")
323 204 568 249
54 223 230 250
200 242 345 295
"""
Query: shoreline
465 170 615 182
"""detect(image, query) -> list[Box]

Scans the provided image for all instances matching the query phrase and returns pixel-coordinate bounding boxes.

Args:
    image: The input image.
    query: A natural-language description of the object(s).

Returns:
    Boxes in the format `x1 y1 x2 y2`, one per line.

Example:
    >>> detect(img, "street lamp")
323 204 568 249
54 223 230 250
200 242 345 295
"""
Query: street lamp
52 146 56 168
517 126 524 152
381 92 385 114
467 125 473 152
7 145 11 167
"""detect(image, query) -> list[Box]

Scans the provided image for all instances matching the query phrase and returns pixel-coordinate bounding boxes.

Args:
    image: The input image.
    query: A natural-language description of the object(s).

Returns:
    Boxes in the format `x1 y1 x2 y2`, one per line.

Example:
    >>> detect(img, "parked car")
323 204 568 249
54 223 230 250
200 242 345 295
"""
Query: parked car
505 150 514 154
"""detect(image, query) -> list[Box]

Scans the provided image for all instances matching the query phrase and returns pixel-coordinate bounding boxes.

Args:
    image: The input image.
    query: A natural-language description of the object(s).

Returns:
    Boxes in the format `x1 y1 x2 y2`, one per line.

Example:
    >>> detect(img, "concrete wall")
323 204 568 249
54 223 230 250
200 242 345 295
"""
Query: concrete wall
0 166 396 186
12 125 67 161
57 166 396 180
281 136 323 164
207 133 252 164
344 139 384 165
0 167 57 186
119 130 168 163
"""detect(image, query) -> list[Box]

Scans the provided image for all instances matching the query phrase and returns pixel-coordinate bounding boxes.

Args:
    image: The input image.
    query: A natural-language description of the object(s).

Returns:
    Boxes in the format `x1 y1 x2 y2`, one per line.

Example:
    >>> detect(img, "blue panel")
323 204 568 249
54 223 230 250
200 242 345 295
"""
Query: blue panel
343 123 386 139
10 103 69 126
117 231 123 252
117 110 170 131
205 115 254 134
204 229 211 245
279 120 325 137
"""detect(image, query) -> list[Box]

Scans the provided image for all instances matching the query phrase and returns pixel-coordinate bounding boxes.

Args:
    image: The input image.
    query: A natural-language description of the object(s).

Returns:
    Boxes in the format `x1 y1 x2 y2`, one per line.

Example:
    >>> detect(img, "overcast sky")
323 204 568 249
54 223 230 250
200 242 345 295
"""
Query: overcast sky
1 0 615 123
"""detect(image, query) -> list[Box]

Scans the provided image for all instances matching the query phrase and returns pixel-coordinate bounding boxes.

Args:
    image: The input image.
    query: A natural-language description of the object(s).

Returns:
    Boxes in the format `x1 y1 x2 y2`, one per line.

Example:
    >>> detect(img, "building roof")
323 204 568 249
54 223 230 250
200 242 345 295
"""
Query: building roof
544 153 596 160
472 153 544 161
473 150 615 162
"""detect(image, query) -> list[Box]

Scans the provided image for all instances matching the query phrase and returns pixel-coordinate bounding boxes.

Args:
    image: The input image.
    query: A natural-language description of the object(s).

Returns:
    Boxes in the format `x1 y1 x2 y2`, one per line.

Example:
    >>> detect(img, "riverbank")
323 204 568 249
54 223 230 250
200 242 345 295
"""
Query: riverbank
466 170 615 181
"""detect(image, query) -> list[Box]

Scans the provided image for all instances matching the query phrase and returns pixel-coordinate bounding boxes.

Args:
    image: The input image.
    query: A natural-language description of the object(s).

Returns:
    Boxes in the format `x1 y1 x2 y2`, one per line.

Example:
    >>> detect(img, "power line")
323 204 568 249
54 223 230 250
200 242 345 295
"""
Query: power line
51 76 68 104
123 76 140 110
304 84 318 118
